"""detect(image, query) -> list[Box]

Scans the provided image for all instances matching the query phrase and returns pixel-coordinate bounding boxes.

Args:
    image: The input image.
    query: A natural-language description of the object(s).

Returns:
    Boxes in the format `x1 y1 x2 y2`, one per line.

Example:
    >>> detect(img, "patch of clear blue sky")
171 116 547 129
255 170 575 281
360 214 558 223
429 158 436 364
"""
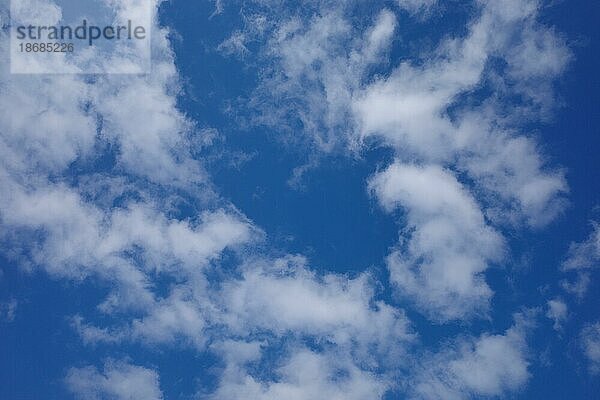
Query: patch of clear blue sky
0 0 598 398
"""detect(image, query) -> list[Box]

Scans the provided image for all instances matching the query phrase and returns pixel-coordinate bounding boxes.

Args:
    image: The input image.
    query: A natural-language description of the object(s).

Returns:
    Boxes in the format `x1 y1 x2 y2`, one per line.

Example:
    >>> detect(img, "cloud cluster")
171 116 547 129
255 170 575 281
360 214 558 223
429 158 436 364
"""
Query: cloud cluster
209 346 389 400
220 256 414 359
1 2 415 385
0 0 574 398
238 0 570 321
0 0 254 316
1 0 256 390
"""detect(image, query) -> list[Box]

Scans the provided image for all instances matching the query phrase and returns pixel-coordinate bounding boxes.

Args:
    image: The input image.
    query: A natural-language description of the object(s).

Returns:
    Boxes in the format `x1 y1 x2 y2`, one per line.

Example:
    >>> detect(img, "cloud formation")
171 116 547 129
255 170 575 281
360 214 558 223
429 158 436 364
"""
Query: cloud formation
411 314 533 399
209 344 390 400
0 0 580 398
561 222 600 297
546 298 568 331
66 360 163 400
221 256 415 358
234 0 570 322
370 163 504 321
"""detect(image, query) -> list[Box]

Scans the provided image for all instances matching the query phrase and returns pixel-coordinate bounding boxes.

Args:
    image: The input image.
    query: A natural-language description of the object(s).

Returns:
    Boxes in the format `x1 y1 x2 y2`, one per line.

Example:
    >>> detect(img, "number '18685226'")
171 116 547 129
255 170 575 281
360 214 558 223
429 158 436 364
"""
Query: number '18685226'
19 42 74 52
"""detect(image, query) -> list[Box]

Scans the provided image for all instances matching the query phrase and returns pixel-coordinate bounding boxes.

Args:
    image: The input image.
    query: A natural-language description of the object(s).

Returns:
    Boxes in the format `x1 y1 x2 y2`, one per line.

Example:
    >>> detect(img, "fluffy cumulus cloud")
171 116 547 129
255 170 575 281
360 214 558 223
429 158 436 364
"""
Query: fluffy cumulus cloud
74 284 213 349
220 255 415 359
411 314 533 400
1 0 412 381
214 349 388 400
352 0 569 227
0 0 254 315
66 360 163 400
370 163 504 321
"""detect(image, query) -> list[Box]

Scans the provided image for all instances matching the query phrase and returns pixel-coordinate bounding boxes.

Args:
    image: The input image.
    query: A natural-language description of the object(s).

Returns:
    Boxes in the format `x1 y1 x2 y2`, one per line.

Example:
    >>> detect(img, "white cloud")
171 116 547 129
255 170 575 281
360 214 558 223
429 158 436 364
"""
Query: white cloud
362 10 398 63
1 182 253 312
221 255 414 360
209 345 389 400
129 286 208 349
546 298 567 331
353 0 569 227
563 222 600 271
396 0 438 14
0 0 210 186
73 282 213 349
218 30 250 57
581 323 600 375
454 117 568 228
352 0 568 322
237 0 570 227
560 272 591 299
66 360 163 400
370 163 504 321
1 0 239 313
2 0 197 177
252 8 397 152
218 13 270 58
71 316 125 346
411 314 533 399
0 299 17 322
560 222 600 297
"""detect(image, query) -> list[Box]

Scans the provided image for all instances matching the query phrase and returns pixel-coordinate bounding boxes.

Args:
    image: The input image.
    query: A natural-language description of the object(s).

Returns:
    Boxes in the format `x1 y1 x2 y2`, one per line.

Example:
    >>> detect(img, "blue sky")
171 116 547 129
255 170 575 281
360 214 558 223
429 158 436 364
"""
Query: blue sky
1 0 599 399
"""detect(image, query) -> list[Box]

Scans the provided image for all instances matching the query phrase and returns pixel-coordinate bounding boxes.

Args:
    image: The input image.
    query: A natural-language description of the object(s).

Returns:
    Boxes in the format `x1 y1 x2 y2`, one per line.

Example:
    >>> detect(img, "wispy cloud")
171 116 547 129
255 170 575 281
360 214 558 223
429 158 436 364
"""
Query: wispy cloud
580 322 600 375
